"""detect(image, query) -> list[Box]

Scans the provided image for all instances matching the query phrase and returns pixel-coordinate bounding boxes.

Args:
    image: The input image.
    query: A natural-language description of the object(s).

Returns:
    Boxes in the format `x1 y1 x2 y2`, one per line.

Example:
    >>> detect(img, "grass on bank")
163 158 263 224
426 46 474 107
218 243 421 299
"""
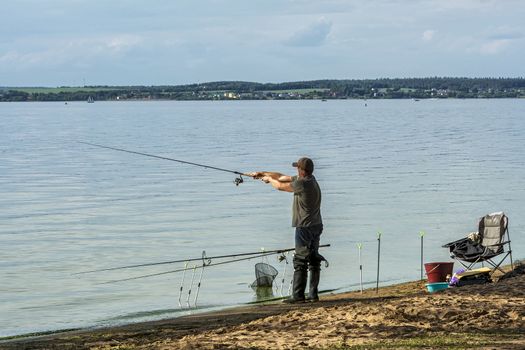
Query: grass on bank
331 331 523 350
6 87 120 94
0 328 81 341
4 87 328 94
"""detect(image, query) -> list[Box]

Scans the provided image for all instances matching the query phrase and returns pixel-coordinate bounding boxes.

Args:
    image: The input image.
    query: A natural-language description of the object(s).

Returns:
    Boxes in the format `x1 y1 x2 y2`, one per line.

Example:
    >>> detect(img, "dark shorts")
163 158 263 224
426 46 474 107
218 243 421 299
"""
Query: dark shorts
294 223 323 261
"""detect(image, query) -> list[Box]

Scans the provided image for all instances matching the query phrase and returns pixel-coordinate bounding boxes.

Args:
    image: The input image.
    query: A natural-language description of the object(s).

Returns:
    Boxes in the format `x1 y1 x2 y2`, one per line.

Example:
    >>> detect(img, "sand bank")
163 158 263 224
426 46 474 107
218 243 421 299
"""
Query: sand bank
2 265 524 350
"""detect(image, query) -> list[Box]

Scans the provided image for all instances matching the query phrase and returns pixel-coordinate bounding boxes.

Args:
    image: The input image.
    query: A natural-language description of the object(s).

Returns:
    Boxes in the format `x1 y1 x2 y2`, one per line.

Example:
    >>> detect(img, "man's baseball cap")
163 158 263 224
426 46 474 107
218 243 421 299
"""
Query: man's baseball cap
292 157 314 173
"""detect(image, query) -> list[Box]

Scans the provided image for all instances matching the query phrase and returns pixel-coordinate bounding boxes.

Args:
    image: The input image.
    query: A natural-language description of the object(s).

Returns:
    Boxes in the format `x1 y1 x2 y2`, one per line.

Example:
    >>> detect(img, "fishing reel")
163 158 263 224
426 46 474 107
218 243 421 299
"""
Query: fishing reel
278 253 289 263
201 251 212 267
234 175 244 186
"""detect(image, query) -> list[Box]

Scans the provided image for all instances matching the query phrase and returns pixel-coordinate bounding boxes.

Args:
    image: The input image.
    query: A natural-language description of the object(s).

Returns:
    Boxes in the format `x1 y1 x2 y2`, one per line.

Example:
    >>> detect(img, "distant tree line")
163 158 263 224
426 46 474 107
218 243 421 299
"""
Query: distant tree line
1 77 524 102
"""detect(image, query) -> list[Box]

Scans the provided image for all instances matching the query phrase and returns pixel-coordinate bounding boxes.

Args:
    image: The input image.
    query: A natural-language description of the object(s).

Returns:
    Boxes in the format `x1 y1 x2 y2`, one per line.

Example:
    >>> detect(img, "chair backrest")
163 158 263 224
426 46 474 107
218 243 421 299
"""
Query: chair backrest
478 212 508 254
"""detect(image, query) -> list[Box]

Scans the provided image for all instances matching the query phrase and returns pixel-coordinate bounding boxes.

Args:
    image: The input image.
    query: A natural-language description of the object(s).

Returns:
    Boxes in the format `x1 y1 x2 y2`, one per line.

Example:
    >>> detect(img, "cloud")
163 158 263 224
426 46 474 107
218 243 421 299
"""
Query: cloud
284 17 333 47
0 34 143 67
487 31 524 41
104 35 143 53
427 0 501 11
1 0 524 85
422 30 436 41
479 39 512 55
0 51 21 64
479 27 523 54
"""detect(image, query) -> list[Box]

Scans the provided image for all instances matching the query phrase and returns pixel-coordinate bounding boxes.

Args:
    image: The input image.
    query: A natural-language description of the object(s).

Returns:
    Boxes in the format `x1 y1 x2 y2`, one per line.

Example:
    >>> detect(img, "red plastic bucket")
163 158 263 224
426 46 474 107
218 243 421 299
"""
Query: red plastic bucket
424 262 454 283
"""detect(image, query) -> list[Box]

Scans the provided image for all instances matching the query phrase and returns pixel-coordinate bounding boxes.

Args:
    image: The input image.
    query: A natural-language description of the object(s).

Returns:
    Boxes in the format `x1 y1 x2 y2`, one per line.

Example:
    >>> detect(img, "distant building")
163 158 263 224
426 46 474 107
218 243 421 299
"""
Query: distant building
223 92 239 99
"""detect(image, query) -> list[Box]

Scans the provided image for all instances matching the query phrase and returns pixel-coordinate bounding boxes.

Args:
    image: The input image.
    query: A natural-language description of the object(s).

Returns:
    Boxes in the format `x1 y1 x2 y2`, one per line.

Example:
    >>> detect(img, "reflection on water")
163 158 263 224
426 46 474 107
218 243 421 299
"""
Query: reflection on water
1 99 524 337
252 287 276 302
250 260 280 302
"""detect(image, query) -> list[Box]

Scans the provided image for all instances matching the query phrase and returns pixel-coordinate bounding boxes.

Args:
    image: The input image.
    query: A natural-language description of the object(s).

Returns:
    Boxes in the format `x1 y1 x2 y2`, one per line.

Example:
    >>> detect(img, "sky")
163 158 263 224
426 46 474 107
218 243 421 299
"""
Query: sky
1 0 524 86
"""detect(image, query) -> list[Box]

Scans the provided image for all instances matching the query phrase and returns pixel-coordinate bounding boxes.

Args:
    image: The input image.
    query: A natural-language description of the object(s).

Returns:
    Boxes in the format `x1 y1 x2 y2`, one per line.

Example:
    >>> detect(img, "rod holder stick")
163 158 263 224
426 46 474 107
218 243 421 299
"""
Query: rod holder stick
178 262 189 307
193 266 205 307
260 247 267 264
186 265 197 306
287 254 294 296
279 253 289 297
357 243 363 293
420 231 425 280
376 231 382 293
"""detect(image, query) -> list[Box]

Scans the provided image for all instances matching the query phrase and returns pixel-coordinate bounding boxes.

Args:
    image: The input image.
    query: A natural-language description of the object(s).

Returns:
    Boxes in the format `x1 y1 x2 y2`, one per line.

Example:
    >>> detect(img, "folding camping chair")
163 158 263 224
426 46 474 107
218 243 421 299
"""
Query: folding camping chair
442 212 513 275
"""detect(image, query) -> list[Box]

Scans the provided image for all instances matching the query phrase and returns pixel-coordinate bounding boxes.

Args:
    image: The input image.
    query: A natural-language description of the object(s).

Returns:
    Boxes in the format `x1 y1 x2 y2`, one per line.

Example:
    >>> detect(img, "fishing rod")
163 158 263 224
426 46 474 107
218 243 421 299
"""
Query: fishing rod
75 244 331 275
78 141 252 186
99 251 280 284
99 245 327 285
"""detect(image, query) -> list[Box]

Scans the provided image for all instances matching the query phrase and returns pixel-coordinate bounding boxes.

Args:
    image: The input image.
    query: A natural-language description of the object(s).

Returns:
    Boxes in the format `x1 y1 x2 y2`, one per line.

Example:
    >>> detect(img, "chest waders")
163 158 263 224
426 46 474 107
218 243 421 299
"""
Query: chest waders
288 224 326 303
291 246 309 302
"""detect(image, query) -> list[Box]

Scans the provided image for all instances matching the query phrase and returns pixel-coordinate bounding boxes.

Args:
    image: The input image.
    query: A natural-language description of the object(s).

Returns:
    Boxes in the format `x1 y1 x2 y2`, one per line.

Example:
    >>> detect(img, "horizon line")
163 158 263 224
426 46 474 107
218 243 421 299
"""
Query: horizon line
2 76 525 89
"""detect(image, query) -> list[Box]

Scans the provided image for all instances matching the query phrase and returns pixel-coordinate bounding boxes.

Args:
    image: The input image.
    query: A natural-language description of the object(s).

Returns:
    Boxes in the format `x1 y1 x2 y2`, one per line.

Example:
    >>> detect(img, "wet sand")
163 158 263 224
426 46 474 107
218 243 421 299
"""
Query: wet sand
2 265 524 350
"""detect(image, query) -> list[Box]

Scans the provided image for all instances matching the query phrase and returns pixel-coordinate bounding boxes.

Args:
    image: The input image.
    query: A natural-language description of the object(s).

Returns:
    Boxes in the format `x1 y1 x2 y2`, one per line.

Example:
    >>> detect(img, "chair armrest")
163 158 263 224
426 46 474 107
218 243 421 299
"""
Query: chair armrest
484 241 510 247
442 237 469 248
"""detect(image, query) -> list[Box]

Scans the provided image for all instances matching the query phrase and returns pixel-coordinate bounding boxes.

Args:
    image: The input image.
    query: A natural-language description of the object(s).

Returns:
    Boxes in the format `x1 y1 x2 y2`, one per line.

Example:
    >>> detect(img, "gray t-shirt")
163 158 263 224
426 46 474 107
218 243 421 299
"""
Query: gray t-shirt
291 175 322 227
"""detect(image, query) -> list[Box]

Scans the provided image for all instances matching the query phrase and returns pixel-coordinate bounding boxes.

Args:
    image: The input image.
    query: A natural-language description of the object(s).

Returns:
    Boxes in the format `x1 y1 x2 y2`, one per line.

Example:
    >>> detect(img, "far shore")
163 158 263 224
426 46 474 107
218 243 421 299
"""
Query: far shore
2 77 524 102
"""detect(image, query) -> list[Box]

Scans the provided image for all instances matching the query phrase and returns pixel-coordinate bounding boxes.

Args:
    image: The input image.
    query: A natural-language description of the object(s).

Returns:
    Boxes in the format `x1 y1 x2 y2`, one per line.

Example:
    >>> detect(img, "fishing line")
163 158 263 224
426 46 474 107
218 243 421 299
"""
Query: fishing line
78 141 251 186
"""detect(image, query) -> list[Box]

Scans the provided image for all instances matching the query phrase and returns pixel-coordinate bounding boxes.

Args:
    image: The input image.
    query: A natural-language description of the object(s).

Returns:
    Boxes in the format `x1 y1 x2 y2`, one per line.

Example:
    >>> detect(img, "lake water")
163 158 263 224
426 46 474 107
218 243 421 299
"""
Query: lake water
1 99 524 337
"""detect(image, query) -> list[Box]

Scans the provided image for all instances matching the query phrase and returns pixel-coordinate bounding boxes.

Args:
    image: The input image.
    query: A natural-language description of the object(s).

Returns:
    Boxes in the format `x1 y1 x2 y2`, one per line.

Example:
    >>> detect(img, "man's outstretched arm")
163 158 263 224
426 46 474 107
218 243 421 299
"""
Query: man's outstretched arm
262 175 294 192
248 171 292 182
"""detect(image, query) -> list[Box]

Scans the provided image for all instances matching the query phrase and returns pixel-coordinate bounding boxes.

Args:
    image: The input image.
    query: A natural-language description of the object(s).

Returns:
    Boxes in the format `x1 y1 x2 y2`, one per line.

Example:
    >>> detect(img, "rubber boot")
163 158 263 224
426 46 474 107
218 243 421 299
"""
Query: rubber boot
283 268 307 304
307 267 320 302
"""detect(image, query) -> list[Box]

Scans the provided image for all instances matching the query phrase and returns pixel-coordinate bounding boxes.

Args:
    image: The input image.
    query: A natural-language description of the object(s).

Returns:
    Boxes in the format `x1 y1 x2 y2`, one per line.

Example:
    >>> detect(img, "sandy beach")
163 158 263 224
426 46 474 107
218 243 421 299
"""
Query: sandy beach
2 264 524 350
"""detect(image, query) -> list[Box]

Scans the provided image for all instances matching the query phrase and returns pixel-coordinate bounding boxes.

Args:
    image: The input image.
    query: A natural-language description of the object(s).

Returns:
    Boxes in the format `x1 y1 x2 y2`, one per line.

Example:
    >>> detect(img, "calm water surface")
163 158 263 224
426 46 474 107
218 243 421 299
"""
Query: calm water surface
1 99 524 336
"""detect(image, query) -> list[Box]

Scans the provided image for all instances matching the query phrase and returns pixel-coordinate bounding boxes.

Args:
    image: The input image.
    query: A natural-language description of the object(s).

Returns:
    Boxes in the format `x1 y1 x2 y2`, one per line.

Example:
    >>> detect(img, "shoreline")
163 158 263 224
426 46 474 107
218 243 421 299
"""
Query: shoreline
2 97 525 103
0 287 343 342
0 279 402 342
2 264 524 350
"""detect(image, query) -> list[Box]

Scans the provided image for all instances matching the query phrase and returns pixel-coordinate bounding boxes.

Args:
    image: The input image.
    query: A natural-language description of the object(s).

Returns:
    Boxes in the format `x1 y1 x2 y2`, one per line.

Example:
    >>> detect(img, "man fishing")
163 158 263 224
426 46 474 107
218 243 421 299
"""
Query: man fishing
250 157 323 303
